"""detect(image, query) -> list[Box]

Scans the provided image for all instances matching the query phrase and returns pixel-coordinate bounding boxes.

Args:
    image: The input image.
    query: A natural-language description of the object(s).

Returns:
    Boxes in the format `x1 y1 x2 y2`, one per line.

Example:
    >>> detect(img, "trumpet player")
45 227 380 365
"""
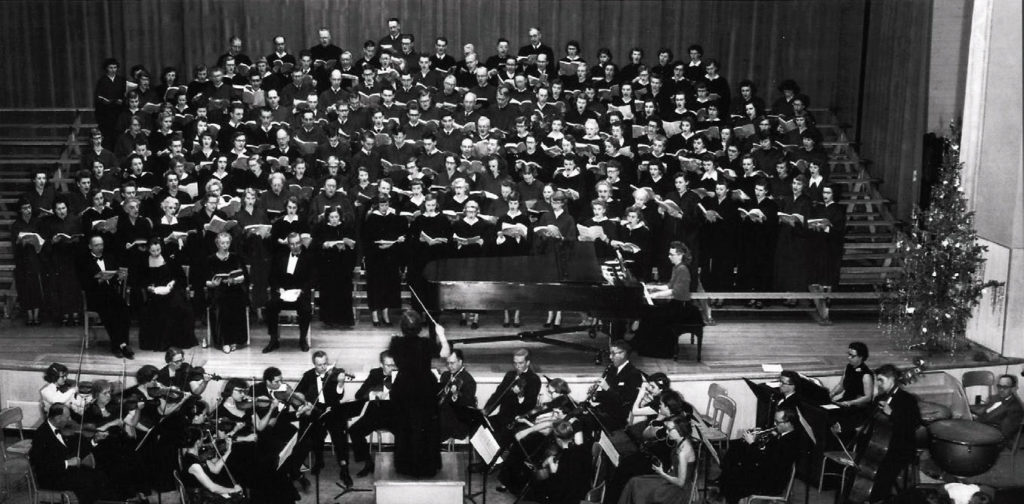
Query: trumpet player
438 349 478 441
715 408 801 504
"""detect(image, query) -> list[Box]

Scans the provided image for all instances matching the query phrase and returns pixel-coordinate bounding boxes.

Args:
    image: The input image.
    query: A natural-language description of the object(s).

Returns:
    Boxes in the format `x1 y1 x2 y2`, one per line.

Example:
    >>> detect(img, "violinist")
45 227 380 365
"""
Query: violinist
29 403 111 504
522 419 593 504
630 372 675 421
253 366 312 493
294 350 354 487
483 348 542 446
715 408 800 504
215 378 267 493
82 380 152 502
606 390 690 504
618 414 696 504
588 340 644 430
438 349 478 442
511 378 575 440
498 379 581 495
39 362 86 416
216 378 258 442
179 426 245 503
348 350 399 478
156 347 214 396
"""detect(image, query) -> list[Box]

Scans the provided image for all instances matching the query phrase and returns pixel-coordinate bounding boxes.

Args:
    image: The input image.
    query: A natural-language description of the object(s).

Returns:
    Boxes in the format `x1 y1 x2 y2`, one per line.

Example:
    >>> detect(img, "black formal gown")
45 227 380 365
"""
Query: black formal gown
11 215 44 311
388 335 442 477
234 207 271 307
362 209 408 311
42 214 83 317
135 259 197 351
313 221 357 325
407 213 452 313
206 252 249 346
773 192 813 291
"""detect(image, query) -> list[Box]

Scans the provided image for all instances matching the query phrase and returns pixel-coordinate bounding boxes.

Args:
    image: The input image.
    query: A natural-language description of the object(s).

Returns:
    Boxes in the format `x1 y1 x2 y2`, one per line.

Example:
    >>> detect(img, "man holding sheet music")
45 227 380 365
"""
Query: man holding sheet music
77 235 135 359
263 232 314 353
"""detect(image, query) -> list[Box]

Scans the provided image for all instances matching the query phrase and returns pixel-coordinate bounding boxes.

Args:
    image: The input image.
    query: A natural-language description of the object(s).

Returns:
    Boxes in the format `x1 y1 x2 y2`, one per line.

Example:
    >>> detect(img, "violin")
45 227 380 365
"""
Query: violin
197 438 229 462
438 374 465 405
513 374 528 400
187 366 223 382
57 379 78 394
147 385 187 403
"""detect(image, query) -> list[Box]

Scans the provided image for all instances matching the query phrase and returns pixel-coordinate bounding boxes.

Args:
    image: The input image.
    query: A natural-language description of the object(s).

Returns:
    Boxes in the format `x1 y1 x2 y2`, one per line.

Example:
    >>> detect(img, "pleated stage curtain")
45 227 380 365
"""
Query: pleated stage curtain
1 0 866 116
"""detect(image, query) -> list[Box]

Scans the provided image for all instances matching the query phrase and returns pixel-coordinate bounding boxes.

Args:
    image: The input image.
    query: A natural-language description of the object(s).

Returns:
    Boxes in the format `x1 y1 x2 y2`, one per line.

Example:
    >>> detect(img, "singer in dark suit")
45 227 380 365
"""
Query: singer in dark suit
592 340 644 430
263 232 313 353
294 350 354 487
29 404 109 504
76 235 135 359
484 348 542 444
348 351 398 477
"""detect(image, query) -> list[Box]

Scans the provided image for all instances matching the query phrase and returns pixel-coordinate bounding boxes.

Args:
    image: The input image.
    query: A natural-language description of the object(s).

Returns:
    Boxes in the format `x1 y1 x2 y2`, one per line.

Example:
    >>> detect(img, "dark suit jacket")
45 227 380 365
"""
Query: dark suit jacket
354 367 391 402
974 393 1024 444
296 368 345 408
76 252 123 304
883 388 922 463
604 362 644 420
269 250 314 295
485 370 541 418
762 429 801 494
439 368 478 409
29 422 92 488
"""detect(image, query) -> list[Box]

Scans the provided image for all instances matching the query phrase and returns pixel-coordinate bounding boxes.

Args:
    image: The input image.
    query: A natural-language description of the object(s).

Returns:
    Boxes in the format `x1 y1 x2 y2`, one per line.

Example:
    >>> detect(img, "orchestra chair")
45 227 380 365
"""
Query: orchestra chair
265 287 315 347
961 370 995 405
26 463 78 504
580 442 608 504
817 429 857 493
203 287 251 347
699 383 729 425
81 292 99 349
1012 418 1024 472
0 407 33 459
701 395 736 452
1 455 31 503
173 469 189 504
742 463 796 504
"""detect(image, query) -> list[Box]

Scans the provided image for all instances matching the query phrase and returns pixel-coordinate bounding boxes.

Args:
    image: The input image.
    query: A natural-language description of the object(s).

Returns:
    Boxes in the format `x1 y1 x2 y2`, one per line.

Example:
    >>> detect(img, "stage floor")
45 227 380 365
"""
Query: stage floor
0 311 1013 382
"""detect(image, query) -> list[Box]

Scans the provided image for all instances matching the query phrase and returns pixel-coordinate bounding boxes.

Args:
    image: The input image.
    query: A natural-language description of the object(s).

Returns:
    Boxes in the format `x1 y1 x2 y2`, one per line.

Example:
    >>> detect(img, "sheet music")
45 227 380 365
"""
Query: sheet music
277 432 298 470
598 431 620 467
470 425 503 466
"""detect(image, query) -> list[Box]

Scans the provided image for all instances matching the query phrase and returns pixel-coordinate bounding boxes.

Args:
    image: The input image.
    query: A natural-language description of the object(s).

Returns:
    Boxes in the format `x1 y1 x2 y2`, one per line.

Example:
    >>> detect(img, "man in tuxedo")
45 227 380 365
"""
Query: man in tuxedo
717 408 801 504
484 348 542 445
438 349 479 442
868 364 923 502
263 232 313 352
517 28 555 74
29 404 110 504
294 351 354 487
76 235 134 358
776 371 801 412
590 340 644 430
971 374 1024 446
347 350 398 477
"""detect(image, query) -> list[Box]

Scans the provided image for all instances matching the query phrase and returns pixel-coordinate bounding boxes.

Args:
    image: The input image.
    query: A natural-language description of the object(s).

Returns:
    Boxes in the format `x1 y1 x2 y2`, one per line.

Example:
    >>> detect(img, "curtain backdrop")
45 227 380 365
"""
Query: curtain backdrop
858 0 933 219
2 0 865 116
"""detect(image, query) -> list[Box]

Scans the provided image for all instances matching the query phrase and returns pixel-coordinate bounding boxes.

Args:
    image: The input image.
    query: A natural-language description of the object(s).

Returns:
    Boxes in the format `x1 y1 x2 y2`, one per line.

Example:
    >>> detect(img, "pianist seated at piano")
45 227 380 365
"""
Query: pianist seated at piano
632 241 704 359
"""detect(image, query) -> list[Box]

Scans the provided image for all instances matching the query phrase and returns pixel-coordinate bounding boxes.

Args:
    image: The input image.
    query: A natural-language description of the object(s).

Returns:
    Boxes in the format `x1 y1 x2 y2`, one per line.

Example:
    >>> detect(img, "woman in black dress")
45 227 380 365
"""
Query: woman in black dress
388 310 451 478
313 207 358 327
495 193 532 327
830 342 875 435
613 205 654 281
579 199 620 261
363 195 409 326
12 199 44 325
234 188 271 314
407 194 451 319
809 184 847 289
134 237 197 351
269 197 308 259
179 427 245 503
635 241 704 358
534 192 578 327
153 197 191 262
451 199 493 328
206 233 249 353
42 199 83 326
80 190 117 237
774 175 813 303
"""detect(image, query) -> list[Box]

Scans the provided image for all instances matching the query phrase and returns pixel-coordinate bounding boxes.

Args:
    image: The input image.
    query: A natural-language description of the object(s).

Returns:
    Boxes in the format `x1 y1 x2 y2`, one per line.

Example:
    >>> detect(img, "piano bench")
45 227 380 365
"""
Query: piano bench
672 324 704 362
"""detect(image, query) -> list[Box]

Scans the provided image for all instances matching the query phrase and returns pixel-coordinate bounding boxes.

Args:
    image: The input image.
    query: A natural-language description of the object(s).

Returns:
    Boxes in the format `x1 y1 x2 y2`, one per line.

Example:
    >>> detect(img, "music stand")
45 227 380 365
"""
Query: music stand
465 416 504 504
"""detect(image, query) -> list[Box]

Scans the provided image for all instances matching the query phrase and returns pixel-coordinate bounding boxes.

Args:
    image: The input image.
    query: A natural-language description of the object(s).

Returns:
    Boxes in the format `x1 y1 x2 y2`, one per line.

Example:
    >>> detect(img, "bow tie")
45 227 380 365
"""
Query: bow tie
95 256 104 262
291 253 300 258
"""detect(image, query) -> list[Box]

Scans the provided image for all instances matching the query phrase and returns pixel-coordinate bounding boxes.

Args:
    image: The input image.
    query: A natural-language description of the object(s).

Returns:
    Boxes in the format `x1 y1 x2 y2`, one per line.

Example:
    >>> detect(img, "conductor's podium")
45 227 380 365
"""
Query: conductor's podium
374 451 466 504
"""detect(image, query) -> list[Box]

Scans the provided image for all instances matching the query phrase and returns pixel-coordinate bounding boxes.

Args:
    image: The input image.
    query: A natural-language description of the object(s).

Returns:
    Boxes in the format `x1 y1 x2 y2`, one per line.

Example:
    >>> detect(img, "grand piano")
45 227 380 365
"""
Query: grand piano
421 242 664 364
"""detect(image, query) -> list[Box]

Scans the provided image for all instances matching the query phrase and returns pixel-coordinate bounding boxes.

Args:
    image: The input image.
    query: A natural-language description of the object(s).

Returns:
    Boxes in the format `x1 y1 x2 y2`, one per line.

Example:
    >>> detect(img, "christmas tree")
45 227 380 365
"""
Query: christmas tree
880 121 1003 354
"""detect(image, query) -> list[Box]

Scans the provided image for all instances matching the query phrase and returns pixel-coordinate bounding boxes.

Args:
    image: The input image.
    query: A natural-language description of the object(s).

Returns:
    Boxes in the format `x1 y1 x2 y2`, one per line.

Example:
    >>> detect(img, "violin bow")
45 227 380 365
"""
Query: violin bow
74 318 89 460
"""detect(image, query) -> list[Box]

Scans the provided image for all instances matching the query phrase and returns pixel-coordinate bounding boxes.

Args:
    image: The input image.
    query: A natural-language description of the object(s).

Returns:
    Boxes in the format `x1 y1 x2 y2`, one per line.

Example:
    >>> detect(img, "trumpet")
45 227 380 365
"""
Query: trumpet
746 427 778 447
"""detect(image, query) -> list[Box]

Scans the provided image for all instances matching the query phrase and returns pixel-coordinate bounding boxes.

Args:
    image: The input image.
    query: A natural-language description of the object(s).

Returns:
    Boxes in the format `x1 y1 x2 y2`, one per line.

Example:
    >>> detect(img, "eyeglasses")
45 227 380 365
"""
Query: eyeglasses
847 353 859 358
996 384 1014 389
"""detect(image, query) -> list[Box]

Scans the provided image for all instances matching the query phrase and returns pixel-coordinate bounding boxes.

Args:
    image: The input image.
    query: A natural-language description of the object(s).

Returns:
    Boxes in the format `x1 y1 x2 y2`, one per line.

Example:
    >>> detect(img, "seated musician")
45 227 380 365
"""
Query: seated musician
439 349 479 442
156 347 212 396
617 414 697 504
294 351 354 487
634 241 704 358
39 362 86 416
81 379 152 501
970 374 1024 446
630 373 682 421
523 419 594 504
252 366 313 491
830 341 875 435
484 348 542 447
716 408 801 504
179 426 245 503
348 350 398 478
607 390 690 504
589 340 644 431
28 403 111 504
776 371 800 413
865 364 922 503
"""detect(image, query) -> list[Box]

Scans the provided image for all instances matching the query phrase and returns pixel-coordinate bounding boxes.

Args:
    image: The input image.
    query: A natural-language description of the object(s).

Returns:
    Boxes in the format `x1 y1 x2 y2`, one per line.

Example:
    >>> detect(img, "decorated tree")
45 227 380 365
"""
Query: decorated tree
880 121 1003 354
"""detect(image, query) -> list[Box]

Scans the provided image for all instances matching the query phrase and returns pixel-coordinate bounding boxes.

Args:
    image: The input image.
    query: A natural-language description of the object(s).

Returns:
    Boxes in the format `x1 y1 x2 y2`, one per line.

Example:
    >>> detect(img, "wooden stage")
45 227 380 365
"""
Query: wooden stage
0 310 1014 381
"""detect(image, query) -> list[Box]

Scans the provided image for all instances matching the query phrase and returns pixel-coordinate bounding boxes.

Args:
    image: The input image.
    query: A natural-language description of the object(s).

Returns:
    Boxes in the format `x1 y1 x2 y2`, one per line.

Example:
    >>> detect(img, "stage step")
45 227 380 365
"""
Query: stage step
374 451 465 504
